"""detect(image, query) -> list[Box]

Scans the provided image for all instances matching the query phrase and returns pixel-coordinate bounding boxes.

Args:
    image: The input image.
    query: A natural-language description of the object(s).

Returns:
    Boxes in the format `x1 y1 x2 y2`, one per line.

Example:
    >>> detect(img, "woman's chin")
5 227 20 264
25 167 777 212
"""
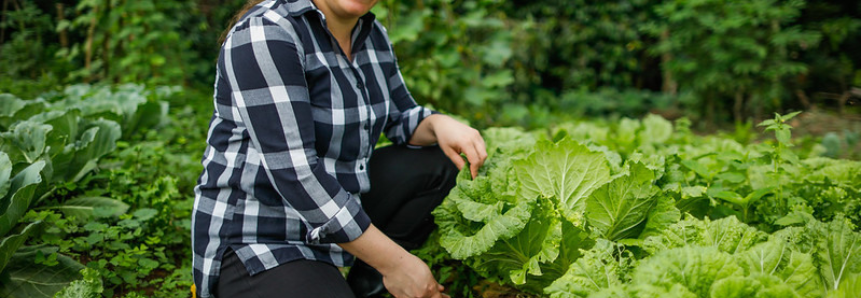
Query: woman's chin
339 0 377 17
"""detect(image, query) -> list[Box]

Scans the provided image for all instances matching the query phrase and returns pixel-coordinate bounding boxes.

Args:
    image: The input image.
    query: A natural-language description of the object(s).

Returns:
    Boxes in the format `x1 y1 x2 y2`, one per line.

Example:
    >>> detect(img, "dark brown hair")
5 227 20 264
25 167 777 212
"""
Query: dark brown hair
219 0 268 45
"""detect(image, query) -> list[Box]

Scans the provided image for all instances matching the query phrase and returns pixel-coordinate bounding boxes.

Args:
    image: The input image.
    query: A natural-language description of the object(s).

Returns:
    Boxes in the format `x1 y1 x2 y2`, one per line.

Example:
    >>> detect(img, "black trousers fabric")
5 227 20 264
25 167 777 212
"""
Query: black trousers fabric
362 145 459 249
214 145 458 298
216 248 355 298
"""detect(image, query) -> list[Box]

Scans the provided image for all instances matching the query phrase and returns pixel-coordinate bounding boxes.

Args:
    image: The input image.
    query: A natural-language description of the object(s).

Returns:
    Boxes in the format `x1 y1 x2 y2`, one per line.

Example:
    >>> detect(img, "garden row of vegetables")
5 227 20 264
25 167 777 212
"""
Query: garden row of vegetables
0 85 198 297
1 85 859 298
432 113 861 297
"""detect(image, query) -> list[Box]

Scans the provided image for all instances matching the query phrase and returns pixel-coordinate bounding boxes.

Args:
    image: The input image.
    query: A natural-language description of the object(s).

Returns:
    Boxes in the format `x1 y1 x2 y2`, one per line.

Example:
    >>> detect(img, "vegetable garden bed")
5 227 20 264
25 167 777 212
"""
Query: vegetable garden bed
430 113 861 297
1 85 859 297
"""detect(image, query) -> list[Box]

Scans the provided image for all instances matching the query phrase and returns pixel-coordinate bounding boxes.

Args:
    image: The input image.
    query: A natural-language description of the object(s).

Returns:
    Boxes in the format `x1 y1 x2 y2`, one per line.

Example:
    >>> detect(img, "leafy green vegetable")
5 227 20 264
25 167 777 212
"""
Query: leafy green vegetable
0 121 52 164
52 268 103 298
0 153 11 201
633 246 743 297
515 138 612 224
826 273 861 298
544 240 627 298
0 247 85 298
0 222 40 273
50 196 129 222
806 215 861 292
642 216 768 255
585 162 678 241
0 161 46 236
738 238 822 297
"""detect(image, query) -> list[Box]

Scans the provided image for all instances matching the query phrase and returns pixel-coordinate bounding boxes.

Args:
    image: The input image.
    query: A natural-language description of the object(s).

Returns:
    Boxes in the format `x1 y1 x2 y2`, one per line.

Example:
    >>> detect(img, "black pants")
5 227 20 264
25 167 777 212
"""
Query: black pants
215 145 458 298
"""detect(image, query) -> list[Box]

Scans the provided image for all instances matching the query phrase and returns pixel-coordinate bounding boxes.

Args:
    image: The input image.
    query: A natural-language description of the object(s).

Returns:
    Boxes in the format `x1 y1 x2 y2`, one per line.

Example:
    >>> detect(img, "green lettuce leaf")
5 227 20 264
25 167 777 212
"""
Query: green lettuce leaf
433 166 531 260
585 285 634 298
515 138 612 224
544 239 626 298
0 247 85 298
632 246 743 297
0 161 46 237
483 197 561 287
642 215 768 255
739 238 822 298
628 284 698 298
826 273 861 298
638 113 673 146
52 268 103 298
637 192 681 241
481 127 537 158
806 215 861 292
0 153 11 200
435 198 531 260
0 121 52 164
708 276 765 298
585 162 663 241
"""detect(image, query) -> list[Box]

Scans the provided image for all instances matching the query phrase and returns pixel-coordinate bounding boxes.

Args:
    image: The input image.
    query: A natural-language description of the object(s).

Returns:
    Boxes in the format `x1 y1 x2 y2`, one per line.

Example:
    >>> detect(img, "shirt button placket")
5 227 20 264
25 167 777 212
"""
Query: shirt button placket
351 66 373 159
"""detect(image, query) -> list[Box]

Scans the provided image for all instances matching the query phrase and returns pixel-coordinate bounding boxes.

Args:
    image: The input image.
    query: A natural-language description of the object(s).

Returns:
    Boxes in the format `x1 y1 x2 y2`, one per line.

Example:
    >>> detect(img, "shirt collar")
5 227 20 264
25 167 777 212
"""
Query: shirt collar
279 0 316 15
280 0 377 23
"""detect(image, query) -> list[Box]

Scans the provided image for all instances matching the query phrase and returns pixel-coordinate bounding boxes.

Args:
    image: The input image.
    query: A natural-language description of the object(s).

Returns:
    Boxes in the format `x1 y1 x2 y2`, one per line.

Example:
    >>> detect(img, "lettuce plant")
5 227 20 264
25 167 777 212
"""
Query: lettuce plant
434 132 679 292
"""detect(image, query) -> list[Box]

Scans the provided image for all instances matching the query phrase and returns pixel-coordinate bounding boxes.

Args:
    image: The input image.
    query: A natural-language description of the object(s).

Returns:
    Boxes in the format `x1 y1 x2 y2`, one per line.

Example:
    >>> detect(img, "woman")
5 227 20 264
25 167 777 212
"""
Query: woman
191 0 487 297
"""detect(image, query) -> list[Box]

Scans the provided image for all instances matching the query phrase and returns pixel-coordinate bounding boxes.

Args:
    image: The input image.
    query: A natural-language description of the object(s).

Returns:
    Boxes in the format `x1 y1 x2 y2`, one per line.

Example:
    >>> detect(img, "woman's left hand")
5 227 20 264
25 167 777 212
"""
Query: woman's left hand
410 115 487 178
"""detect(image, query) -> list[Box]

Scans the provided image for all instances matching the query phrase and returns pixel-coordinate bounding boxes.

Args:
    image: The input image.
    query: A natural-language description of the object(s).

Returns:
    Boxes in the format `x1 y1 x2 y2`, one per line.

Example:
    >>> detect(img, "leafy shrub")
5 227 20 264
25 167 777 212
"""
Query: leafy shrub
0 84 170 298
642 0 821 122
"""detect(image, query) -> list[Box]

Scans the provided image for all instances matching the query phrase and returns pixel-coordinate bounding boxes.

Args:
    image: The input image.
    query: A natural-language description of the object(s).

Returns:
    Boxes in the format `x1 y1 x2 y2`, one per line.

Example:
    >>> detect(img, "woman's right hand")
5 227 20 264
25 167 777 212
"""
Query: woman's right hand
338 225 448 298
380 253 449 298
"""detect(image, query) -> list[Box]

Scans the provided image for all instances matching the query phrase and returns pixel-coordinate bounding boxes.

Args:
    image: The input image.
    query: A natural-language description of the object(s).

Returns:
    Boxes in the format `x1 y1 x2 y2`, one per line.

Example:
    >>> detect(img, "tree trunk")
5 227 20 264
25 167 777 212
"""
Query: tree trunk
56 3 68 48
84 7 98 83
838 91 850 115
734 90 744 123
101 0 113 81
661 30 677 96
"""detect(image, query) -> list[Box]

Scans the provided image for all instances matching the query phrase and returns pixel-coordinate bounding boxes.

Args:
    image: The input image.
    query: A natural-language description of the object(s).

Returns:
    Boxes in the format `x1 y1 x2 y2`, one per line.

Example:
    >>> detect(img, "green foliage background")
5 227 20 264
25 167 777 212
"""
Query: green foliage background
1 0 860 297
2 0 860 126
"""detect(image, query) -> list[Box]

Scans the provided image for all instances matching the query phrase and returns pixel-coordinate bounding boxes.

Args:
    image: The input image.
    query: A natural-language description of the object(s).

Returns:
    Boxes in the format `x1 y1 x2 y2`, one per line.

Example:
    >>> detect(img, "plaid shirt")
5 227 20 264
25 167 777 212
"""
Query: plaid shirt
191 0 434 296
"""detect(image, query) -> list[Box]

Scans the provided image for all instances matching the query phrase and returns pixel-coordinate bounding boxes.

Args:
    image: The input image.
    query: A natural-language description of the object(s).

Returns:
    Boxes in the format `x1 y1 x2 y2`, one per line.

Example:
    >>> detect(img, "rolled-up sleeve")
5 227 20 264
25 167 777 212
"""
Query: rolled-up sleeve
222 15 370 244
383 47 436 145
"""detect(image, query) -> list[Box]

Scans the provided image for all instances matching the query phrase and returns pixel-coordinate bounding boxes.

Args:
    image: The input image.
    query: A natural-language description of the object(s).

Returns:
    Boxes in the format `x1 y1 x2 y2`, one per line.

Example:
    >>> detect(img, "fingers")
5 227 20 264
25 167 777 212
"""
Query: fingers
428 284 447 298
440 145 465 171
462 145 480 179
438 284 449 298
464 132 487 179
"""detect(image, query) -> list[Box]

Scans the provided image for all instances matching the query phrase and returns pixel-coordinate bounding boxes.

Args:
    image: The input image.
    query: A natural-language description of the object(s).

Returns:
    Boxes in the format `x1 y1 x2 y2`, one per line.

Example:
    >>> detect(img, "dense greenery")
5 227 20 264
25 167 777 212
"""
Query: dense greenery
434 113 861 296
1 0 860 297
2 0 859 125
0 85 205 297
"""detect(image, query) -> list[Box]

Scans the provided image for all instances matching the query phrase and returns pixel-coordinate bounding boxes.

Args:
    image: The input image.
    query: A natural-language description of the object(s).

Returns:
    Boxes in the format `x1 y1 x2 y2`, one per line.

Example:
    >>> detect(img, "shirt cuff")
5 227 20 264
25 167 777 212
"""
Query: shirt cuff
306 193 371 244
401 106 438 144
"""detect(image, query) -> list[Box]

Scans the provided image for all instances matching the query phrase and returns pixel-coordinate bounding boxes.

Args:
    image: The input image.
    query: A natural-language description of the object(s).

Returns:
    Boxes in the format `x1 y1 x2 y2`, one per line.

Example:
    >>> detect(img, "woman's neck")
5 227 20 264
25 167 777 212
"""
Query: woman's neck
313 1 360 60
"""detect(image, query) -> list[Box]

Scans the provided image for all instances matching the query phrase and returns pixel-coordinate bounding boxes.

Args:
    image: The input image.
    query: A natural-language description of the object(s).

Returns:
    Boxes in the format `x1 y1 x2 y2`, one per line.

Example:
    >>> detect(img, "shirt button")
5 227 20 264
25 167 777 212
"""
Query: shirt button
356 82 364 89
363 123 370 130
359 164 365 170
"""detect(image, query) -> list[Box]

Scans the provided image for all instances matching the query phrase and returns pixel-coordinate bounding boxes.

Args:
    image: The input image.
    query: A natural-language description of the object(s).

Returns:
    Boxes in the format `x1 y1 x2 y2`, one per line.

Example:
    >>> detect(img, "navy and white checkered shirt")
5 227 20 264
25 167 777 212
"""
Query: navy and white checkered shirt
191 0 434 296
